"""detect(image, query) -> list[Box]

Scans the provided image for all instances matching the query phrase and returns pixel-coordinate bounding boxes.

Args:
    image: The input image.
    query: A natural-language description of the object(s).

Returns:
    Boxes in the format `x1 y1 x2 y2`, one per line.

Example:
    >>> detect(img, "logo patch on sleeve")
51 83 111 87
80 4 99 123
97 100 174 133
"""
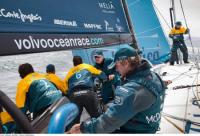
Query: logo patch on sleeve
114 96 121 104
76 72 82 79
118 86 129 93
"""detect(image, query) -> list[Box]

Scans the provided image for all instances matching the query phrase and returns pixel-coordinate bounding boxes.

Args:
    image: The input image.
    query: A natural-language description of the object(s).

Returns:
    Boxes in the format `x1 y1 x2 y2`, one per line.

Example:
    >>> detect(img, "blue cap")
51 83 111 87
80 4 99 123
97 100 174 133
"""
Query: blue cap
175 21 182 26
46 64 55 73
108 47 137 69
94 50 103 57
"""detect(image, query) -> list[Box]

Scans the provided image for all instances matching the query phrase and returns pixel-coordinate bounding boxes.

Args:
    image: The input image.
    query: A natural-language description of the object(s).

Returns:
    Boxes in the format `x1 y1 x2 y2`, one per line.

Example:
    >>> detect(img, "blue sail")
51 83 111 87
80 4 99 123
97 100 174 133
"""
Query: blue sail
0 0 131 56
126 0 171 64
73 0 171 64
0 0 129 33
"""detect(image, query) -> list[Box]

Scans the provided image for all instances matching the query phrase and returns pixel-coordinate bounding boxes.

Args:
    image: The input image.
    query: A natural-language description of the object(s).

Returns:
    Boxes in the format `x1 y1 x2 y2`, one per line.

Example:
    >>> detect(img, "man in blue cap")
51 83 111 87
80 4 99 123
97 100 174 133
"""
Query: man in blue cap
93 50 120 104
169 21 189 65
45 64 67 94
46 64 56 74
68 47 166 133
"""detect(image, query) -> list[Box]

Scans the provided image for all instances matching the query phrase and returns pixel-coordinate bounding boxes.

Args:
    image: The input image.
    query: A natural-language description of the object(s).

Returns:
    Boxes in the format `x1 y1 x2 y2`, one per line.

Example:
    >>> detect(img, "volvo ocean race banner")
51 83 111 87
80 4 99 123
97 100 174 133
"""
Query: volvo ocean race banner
126 0 171 64
0 33 131 56
0 0 132 56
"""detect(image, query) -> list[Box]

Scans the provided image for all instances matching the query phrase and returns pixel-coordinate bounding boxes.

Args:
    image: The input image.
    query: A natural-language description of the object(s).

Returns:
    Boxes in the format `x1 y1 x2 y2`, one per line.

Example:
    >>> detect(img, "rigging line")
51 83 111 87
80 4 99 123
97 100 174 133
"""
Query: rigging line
135 36 159 39
169 72 195 79
162 113 200 127
162 115 185 133
183 87 190 128
179 0 195 53
170 66 193 81
179 0 189 32
152 2 172 30
166 66 194 75
167 72 198 76
191 72 200 109
134 26 161 36
172 84 200 90
192 89 200 108
191 66 200 102
191 70 200 102
195 68 200 100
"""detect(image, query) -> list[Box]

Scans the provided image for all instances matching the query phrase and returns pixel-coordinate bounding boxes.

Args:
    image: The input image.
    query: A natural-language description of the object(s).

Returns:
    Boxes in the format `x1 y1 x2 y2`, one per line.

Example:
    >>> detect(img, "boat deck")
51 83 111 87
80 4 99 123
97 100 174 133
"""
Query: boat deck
157 63 200 133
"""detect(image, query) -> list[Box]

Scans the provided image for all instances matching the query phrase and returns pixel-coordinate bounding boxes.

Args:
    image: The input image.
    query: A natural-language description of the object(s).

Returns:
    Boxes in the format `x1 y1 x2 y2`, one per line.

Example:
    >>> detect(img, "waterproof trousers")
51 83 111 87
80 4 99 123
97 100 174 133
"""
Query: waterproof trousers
69 89 102 123
170 42 188 65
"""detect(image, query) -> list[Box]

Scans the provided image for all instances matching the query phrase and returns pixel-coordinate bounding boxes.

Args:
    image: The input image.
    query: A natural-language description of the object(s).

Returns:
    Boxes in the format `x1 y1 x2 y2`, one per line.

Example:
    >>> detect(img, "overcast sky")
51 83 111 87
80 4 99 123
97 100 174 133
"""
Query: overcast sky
153 0 200 38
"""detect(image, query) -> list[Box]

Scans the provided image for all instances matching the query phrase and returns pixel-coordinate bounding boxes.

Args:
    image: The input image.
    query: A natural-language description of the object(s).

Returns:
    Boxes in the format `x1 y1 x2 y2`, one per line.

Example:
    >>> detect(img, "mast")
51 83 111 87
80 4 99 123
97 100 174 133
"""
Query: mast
170 0 182 64
121 0 139 50
171 0 177 23
169 0 177 27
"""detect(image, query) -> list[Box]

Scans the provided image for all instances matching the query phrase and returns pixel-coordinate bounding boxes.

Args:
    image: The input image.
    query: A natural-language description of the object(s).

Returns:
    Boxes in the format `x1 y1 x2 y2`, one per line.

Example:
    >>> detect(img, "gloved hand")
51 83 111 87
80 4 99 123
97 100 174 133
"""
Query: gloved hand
185 28 190 34
108 74 115 81
94 78 102 90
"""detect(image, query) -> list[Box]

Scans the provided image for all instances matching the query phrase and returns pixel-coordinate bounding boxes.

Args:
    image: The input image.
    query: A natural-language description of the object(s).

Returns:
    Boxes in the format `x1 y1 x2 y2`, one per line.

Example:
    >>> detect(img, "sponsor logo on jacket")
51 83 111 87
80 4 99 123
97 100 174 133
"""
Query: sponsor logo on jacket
146 113 161 124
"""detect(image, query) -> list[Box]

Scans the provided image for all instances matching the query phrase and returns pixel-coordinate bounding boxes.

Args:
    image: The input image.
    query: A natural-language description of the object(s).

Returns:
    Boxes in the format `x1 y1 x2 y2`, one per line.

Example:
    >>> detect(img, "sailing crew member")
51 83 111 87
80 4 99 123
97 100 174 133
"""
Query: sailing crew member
45 64 67 95
1 63 63 133
93 50 121 104
169 21 189 65
68 47 166 133
64 56 107 123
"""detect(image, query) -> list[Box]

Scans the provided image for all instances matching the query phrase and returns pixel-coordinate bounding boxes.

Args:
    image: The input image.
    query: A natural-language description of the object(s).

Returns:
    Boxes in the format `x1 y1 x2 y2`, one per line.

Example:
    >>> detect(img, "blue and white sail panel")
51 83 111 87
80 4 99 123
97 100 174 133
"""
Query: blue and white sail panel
0 0 132 56
0 0 129 33
126 0 170 64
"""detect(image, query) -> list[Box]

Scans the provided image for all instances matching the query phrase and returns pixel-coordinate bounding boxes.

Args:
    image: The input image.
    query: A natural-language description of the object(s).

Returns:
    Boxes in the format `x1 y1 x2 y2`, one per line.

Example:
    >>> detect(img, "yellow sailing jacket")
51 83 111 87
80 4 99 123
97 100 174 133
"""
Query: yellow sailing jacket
16 72 46 108
0 72 64 125
45 73 67 94
0 73 46 125
169 27 187 35
64 63 102 93
0 111 13 125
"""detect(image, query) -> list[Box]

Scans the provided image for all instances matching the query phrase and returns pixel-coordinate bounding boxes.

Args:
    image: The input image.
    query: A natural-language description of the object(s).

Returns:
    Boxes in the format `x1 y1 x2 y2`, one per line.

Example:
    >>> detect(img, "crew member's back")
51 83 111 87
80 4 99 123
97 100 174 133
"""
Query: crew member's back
64 56 107 123
1 63 62 133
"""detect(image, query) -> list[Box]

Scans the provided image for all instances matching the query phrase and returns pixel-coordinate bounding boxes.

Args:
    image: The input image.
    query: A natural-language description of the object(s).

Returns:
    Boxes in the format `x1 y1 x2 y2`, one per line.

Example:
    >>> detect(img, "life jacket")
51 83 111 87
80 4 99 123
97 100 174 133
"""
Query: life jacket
120 65 166 133
94 58 120 103
64 63 107 95
45 73 67 94
169 27 188 44
16 72 62 113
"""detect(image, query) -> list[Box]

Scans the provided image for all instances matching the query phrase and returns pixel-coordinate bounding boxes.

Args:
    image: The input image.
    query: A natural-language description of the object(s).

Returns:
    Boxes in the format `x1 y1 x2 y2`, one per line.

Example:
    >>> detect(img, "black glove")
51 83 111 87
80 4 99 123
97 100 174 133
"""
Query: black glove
185 28 190 34
94 78 102 90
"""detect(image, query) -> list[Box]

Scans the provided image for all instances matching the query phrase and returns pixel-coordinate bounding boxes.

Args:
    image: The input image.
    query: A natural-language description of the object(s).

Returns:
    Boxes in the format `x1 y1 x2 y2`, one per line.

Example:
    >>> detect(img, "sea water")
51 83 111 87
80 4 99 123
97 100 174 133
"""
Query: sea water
0 51 73 101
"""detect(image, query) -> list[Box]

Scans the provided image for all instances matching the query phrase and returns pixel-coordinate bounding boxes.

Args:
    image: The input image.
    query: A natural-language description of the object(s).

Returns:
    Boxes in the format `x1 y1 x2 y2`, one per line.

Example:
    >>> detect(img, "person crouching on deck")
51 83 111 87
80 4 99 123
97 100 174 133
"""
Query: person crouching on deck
1 63 62 133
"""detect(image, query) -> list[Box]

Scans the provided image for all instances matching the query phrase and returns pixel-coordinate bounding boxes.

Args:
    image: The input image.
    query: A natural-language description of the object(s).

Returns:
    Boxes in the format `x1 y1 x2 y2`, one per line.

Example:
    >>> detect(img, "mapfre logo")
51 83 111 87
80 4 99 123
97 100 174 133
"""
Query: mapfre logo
98 1 115 10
